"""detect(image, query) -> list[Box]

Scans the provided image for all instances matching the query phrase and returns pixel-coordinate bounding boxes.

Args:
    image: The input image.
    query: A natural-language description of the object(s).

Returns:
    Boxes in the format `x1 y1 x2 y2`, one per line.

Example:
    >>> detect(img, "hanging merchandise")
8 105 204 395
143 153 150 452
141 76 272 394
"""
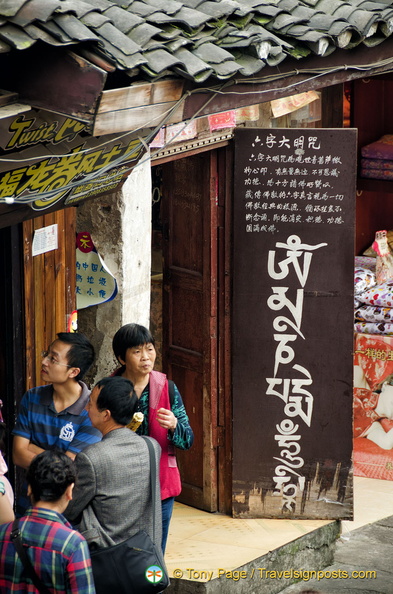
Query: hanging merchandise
76 232 118 310
373 230 393 285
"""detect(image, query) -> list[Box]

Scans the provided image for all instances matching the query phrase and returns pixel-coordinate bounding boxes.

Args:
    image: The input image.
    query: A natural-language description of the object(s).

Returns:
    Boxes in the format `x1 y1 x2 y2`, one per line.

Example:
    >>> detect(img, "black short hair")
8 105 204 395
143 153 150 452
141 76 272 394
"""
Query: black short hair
56 332 95 381
112 323 155 363
27 450 76 503
95 376 138 425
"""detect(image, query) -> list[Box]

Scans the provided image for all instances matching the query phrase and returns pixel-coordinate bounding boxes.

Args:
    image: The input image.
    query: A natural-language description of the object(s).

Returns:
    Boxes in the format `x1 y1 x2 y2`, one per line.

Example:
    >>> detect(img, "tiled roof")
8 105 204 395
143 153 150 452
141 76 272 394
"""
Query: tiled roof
1 0 393 82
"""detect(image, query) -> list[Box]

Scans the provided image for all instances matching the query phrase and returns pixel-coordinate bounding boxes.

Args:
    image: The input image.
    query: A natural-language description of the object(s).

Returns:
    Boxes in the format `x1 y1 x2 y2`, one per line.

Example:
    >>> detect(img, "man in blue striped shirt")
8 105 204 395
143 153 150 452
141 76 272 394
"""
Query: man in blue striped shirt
13 332 102 514
0 450 95 593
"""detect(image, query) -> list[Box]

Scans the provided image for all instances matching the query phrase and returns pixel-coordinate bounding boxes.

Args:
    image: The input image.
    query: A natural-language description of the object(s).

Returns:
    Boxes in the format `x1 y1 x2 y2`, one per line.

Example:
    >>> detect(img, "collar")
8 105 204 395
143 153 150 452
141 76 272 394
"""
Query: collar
102 426 137 440
41 382 90 414
24 506 71 528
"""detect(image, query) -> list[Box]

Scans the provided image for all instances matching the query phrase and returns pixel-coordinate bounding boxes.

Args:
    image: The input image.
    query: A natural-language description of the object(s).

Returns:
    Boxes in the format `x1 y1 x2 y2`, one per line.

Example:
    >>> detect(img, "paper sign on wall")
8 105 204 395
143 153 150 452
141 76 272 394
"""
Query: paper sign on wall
76 231 118 310
32 224 58 256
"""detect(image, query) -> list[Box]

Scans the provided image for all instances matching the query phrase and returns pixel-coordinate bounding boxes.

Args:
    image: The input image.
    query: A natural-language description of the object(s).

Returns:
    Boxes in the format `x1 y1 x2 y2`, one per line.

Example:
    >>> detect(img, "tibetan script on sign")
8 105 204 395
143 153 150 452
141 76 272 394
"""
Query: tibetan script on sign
232 128 356 519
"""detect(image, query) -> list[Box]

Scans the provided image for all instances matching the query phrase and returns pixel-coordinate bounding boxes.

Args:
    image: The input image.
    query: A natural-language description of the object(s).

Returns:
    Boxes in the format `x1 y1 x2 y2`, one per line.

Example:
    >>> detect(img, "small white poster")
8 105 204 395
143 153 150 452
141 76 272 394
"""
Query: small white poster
76 231 118 309
32 224 58 256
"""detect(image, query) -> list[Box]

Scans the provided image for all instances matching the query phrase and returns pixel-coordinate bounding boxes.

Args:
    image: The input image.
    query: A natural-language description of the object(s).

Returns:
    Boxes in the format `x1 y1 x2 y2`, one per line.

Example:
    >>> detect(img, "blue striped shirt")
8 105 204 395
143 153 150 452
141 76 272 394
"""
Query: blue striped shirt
13 383 102 516
13 383 101 454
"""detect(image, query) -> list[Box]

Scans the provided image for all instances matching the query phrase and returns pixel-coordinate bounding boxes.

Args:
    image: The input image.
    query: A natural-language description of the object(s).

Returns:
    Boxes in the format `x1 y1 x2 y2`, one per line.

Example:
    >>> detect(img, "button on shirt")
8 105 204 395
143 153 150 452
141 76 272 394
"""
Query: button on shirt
0 507 96 593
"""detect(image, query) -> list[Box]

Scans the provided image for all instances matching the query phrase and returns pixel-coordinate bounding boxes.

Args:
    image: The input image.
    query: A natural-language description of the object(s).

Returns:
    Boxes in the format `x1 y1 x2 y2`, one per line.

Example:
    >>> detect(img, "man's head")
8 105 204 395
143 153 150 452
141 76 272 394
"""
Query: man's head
41 332 95 383
86 376 138 433
27 450 76 505
112 323 155 364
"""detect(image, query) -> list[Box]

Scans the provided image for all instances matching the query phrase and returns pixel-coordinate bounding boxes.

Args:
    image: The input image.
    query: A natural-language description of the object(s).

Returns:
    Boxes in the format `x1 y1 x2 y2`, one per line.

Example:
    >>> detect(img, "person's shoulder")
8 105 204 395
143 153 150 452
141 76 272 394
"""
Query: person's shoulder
76 381 91 404
150 370 167 382
143 435 161 453
46 517 88 551
20 384 53 405
24 384 52 398
0 520 11 538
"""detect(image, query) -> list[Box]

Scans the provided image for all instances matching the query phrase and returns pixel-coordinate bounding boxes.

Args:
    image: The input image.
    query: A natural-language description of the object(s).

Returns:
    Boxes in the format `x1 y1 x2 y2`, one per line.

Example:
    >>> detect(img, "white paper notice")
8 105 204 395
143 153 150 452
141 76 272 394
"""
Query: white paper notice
32 224 58 256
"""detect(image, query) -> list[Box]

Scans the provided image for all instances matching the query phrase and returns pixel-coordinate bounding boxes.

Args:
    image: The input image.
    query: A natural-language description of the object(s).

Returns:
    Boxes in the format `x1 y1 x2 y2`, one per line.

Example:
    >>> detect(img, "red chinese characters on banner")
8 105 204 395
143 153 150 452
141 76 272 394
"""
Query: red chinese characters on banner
208 111 236 131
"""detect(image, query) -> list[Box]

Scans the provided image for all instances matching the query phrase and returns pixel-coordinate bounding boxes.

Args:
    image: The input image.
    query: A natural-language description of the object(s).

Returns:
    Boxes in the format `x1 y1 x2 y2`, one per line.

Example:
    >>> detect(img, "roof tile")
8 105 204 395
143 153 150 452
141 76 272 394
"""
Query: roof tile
1 0 29 18
127 22 162 45
94 21 142 54
10 0 62 27
2 0 393 85
0 22 37 49
53 13 101 42
102 6 144 34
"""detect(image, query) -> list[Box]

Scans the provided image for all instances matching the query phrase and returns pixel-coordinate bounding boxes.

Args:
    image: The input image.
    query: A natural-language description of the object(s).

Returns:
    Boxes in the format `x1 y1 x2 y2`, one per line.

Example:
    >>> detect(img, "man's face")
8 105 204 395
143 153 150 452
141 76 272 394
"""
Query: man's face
41 340 75 384
86 385 105 430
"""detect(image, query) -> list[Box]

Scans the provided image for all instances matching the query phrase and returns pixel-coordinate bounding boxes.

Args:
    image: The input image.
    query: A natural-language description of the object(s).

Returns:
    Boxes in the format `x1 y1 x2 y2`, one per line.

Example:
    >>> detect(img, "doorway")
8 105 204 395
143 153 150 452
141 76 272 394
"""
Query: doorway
151 146 232 513
0 224 24 493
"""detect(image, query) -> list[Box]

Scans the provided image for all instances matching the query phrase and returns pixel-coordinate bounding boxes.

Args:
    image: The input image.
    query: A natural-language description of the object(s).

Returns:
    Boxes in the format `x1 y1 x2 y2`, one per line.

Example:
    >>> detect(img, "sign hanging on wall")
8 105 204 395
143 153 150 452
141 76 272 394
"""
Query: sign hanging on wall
0 109 147 211
76 231 118 310
32 224 58 256
232 128 356 519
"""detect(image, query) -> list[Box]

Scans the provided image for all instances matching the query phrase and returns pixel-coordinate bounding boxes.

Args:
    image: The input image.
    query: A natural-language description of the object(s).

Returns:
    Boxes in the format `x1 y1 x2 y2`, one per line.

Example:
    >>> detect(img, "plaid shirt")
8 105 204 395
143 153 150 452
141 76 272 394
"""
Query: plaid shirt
0 507 95 593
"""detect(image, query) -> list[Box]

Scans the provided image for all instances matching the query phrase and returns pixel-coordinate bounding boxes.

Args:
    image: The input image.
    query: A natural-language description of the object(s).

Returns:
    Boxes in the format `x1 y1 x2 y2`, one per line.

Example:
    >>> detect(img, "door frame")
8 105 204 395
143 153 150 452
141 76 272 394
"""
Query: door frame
156 144 233 513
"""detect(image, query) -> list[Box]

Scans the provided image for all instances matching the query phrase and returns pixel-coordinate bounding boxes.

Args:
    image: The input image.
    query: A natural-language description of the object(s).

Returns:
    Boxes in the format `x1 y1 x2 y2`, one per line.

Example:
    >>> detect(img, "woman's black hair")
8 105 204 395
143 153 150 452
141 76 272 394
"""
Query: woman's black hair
112 323 155 363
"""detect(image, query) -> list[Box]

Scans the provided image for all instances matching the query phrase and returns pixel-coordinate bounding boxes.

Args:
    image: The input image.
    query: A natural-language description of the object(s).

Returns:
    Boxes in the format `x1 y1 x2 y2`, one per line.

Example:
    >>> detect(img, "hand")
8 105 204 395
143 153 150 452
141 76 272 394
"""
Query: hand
157 408 177 431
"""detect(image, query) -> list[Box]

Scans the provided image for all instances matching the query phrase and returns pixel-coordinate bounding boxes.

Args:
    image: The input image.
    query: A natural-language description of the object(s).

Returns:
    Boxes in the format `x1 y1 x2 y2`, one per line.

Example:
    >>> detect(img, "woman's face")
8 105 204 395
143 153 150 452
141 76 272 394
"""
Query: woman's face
122 343 156 378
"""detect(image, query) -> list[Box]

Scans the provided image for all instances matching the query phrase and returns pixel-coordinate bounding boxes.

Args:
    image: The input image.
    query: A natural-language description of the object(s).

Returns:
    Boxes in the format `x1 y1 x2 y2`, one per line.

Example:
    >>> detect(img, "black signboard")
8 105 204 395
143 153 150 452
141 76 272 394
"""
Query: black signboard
232 128 356 519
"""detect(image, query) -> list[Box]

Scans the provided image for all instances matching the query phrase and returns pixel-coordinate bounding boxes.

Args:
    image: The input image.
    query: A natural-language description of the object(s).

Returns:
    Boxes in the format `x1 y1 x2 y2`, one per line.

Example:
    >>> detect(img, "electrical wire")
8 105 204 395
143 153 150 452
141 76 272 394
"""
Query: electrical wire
1 53 392 204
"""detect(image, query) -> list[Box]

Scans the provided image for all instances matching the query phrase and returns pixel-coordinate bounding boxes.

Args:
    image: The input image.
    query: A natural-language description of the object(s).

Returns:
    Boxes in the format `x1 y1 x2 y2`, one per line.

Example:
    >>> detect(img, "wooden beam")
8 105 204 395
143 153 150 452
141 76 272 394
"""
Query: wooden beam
15 46 107 123
0 90 19 106
0 103 31 120
97 79 184 113
182 37 393 121
93 99 185 136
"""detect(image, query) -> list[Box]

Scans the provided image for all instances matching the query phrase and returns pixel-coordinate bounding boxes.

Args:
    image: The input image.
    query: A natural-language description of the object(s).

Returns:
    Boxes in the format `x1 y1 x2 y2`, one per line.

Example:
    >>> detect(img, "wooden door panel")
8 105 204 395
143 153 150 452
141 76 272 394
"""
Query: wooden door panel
162 152 218 512
23 207 76 390
171 364 204 498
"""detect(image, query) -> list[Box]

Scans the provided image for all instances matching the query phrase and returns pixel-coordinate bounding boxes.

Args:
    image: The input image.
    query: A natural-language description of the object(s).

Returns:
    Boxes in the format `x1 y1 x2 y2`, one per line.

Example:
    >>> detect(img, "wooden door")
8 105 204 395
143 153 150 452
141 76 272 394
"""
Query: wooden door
23 208 77 390
162 151 219 512
0 224 24 491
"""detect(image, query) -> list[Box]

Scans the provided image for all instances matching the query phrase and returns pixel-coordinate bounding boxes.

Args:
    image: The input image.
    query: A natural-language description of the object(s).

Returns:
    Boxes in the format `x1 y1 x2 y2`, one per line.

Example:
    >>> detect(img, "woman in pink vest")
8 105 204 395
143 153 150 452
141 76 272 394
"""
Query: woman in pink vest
112 323 193 553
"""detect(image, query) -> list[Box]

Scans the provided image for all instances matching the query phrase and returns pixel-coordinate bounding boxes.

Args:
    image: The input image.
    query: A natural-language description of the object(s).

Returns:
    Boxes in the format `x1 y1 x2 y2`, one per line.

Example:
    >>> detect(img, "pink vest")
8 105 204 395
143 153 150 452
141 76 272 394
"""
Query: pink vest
148 371 182 500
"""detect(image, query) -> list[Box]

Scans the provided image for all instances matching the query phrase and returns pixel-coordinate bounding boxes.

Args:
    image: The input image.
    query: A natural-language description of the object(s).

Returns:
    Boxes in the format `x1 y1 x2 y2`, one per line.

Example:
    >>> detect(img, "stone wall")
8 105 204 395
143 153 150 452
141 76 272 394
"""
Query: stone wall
76 153 152 385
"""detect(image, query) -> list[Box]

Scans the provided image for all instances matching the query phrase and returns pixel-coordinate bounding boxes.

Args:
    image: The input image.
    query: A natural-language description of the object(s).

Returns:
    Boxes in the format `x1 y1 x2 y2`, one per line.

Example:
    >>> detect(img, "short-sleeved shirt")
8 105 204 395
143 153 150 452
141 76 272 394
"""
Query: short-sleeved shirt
13 382 101 454
0 507 96 593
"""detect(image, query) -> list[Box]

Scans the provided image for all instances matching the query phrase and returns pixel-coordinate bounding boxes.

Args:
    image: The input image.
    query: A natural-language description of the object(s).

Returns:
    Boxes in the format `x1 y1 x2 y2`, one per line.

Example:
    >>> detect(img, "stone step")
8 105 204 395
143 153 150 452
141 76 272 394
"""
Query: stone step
166 521 340 593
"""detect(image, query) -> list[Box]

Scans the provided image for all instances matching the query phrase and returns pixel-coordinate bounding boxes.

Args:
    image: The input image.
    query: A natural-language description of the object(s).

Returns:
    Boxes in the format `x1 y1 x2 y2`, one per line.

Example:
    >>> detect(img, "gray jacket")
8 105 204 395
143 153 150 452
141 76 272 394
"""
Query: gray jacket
65 427 162 550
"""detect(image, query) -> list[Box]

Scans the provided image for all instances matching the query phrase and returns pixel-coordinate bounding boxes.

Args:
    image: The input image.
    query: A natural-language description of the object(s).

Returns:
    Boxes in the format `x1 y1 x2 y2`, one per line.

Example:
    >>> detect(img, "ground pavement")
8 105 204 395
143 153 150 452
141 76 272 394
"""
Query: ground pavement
278 515 393 594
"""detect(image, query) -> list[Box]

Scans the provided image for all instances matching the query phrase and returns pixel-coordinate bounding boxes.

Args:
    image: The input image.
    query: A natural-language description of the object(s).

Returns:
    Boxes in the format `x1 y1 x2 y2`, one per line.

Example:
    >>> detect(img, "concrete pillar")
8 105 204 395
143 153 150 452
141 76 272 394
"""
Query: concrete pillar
77 152 152 384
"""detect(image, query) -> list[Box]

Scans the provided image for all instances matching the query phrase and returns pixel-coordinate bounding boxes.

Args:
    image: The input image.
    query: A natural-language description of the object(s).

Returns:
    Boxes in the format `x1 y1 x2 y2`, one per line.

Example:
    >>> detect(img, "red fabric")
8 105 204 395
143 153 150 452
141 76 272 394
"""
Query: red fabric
353 437 393 480
148 371 182 500
354 333 393 391
353 387 382 438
